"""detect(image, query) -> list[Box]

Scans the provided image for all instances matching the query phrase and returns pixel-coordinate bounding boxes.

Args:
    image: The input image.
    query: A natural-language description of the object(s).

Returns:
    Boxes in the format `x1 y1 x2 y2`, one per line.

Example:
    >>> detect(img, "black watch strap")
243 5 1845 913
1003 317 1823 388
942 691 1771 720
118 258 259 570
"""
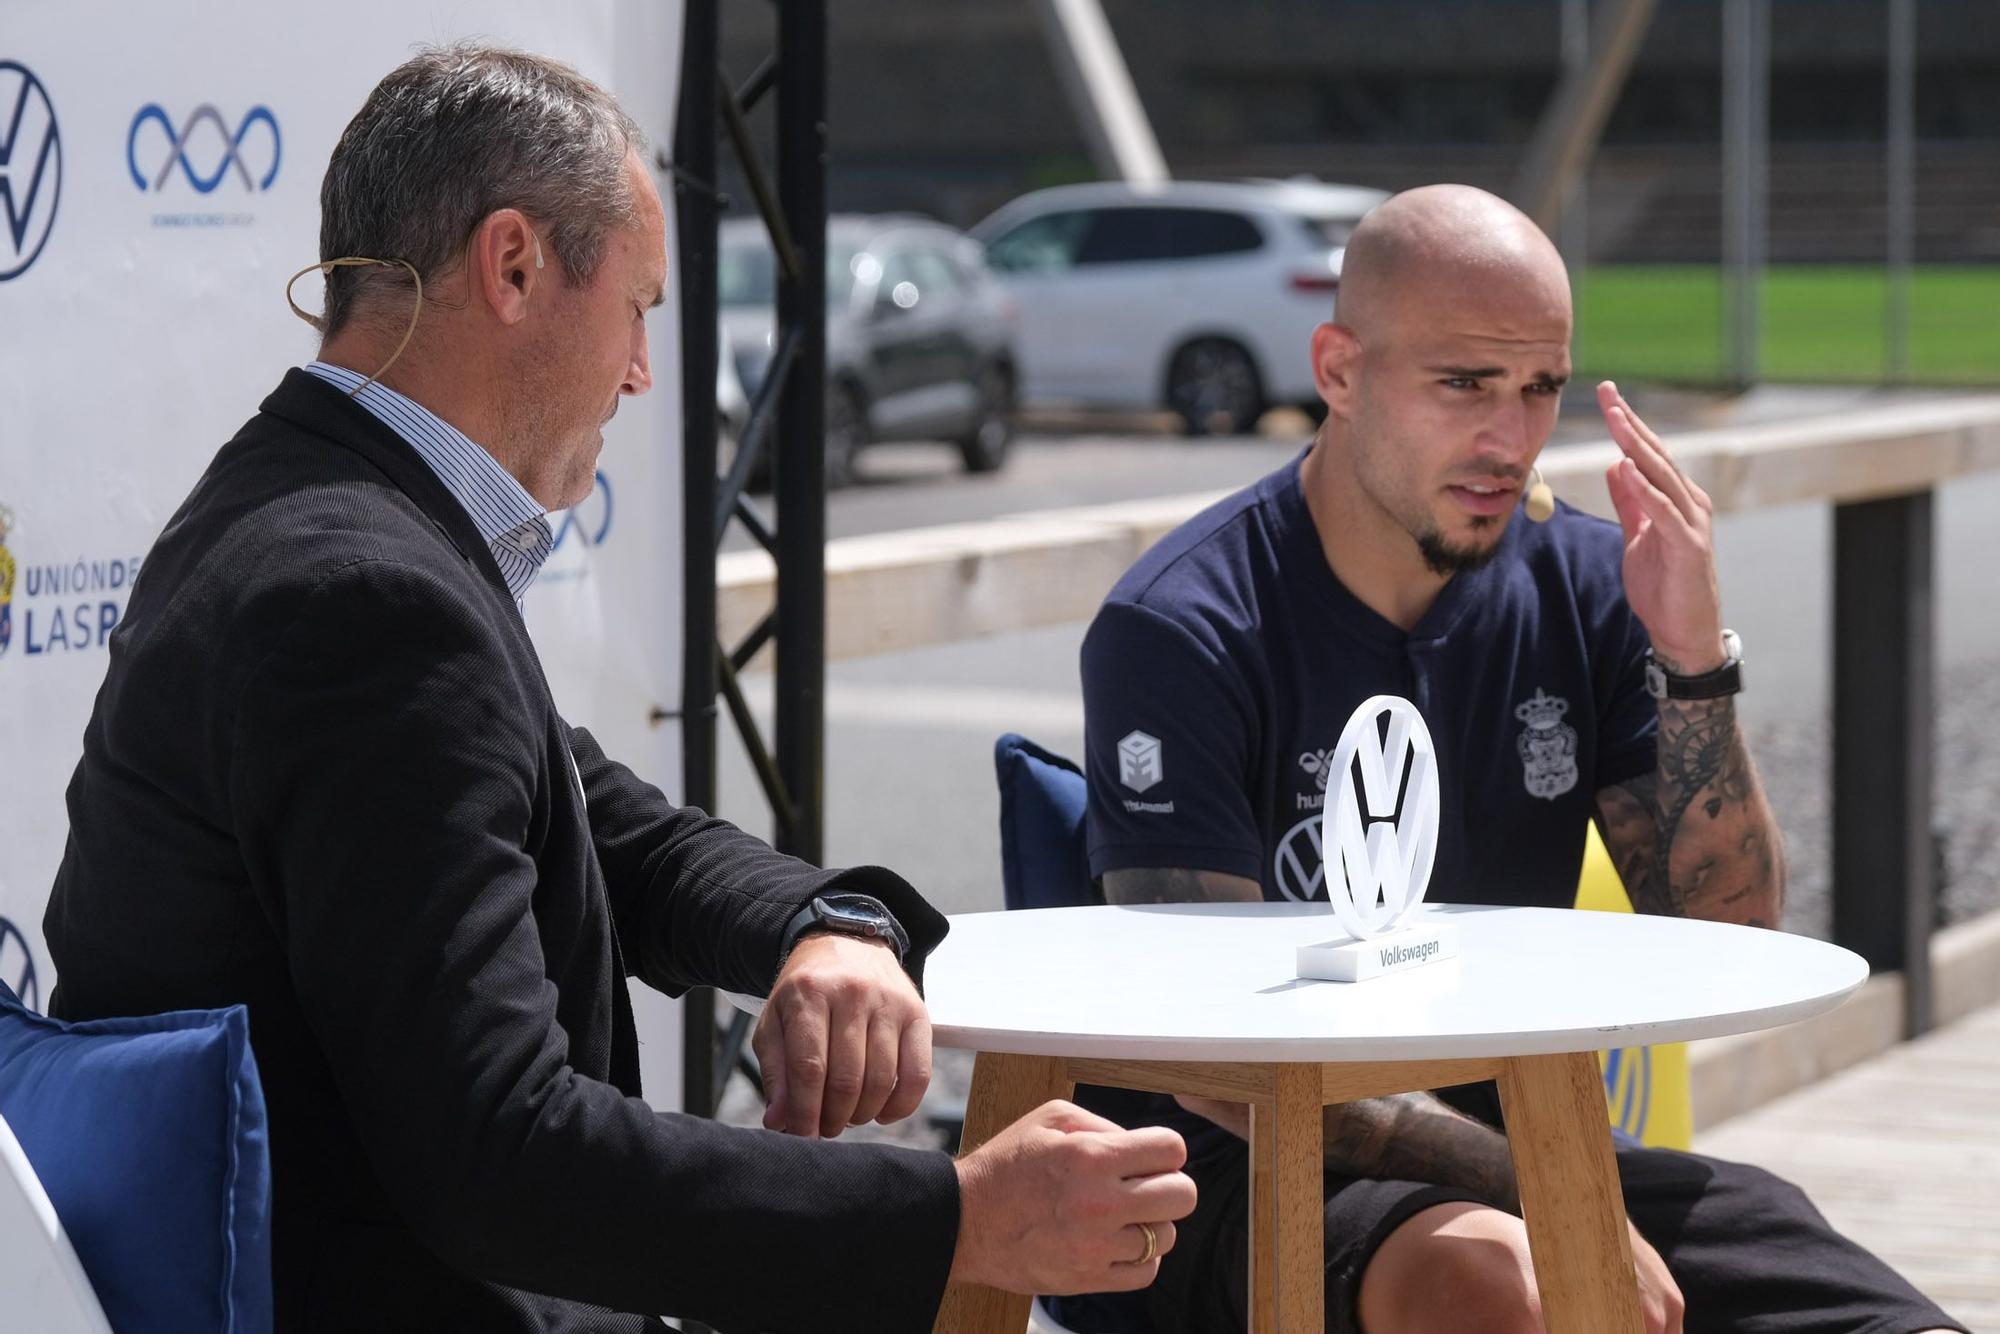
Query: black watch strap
1645 630 1744 701
776 893 910 970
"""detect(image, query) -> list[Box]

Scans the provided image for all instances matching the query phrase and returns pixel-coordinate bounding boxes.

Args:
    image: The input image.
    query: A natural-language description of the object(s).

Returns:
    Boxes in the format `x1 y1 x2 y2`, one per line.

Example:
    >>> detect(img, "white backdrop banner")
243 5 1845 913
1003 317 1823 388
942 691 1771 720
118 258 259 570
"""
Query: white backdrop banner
0 1 687 1107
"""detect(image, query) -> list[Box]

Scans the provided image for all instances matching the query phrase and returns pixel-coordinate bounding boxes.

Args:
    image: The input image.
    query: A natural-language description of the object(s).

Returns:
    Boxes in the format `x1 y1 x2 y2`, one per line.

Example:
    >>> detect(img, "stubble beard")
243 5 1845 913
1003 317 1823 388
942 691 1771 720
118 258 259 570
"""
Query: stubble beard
1415 515 1505 577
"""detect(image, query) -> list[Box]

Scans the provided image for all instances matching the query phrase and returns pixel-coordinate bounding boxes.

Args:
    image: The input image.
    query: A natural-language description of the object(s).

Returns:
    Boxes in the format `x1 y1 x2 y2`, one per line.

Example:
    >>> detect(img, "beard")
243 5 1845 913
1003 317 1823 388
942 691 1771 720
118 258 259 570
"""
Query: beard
1415 515 1504 576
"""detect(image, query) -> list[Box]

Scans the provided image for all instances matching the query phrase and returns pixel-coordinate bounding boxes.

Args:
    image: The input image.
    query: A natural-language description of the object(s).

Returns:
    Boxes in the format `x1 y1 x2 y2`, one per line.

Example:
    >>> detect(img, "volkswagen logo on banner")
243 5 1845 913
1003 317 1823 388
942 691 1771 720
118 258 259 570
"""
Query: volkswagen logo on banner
127 103 281 193
1603 1046 1654 1141
0 60 62 282
1322 694 1440 942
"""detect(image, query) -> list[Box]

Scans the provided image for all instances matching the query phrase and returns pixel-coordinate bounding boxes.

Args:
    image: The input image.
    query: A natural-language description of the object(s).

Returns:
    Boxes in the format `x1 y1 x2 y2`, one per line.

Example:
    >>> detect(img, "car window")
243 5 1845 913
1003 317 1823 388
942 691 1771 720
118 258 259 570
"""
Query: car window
910 248 965 298
983 210 1094 273
1298 215 1360 249
1074 207 1266 265
719 239 861 307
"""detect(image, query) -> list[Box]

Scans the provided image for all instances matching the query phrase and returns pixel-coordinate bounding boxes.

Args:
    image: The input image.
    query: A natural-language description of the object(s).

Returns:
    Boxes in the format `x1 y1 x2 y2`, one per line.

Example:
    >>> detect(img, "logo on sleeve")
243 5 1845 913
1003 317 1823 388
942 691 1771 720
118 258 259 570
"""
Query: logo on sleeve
1514 688 1579 800
1118 730 1163 792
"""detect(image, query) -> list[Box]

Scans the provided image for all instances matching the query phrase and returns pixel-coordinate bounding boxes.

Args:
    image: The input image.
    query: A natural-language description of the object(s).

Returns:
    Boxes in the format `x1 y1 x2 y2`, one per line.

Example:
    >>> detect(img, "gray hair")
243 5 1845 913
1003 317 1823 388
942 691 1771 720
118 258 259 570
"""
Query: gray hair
318 43 645 337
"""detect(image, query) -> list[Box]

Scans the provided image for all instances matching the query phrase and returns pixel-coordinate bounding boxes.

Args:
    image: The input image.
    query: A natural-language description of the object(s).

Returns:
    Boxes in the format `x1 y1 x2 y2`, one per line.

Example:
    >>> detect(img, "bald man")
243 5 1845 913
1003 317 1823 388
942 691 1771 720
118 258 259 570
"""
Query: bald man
1065 186 1964 1334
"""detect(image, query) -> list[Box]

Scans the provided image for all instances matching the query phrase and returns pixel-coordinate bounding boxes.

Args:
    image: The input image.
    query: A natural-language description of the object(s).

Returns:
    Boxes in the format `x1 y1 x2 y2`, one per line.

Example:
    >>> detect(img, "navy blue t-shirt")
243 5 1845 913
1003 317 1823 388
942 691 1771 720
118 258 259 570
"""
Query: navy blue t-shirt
1055 451 1661 1332
1082 449 1658 908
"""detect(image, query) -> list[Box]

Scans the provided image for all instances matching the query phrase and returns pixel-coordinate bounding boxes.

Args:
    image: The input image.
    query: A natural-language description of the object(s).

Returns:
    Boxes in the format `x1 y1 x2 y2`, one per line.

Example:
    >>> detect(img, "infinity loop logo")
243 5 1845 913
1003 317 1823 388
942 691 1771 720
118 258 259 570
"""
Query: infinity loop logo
127 103 280 193
551 470 615 552
1322 695 1440 941
0 60 62 281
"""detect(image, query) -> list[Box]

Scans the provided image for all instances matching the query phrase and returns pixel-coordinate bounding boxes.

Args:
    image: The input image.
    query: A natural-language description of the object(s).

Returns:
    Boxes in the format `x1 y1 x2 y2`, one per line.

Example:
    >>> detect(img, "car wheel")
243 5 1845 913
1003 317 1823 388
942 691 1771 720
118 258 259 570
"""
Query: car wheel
957 363 1016 474
825 382 866 489
1167 338 1265 437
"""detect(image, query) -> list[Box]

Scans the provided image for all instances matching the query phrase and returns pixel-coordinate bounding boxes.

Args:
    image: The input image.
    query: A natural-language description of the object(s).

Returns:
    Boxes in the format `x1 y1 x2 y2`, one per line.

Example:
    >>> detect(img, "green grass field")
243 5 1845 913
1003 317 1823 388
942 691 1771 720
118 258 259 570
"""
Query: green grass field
1573 265 2000 386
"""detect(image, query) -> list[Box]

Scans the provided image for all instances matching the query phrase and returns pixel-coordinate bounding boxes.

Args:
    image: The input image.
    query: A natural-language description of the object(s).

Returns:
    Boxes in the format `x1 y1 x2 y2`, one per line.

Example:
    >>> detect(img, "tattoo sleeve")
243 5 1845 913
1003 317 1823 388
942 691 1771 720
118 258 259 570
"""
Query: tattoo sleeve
1099 867 1264 905
1594 693 1784 927
1321 1093 1521 1212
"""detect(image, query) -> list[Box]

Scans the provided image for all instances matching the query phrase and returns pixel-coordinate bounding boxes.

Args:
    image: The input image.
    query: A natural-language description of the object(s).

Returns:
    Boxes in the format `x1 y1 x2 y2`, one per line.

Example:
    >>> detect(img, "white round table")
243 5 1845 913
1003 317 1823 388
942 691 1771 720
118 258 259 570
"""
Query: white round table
886 903 1866 1334
921 902 1867 1061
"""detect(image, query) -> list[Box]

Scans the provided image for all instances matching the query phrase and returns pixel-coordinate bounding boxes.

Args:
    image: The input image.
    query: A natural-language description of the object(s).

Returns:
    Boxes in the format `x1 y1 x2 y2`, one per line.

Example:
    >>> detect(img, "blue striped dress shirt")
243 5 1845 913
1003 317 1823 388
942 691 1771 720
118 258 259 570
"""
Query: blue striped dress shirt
303 360 554 610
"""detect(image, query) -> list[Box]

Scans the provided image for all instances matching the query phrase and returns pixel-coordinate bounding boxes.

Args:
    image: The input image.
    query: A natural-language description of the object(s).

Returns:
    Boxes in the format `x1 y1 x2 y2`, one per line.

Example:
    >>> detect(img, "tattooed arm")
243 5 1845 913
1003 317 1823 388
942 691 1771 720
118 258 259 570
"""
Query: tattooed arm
1168 1089 1517 1206
1590 380 1784 929
1168 1088 1523 1208
1100 867 1263 905
1594 684 1784 928
1102 867 1520 1206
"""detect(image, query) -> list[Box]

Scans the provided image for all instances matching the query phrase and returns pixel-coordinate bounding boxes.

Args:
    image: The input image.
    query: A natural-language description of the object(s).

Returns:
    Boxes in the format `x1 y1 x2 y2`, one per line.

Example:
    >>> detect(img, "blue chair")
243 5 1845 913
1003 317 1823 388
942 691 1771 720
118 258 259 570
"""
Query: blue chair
994 732 1096 912
0 980 273 1334
994 734 1153 1334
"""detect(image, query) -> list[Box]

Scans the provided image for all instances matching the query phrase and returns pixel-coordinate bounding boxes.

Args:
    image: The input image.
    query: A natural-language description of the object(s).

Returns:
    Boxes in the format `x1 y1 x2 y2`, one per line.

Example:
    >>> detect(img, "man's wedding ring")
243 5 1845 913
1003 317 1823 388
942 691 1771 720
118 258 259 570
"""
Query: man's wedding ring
1135 1221 1159 1266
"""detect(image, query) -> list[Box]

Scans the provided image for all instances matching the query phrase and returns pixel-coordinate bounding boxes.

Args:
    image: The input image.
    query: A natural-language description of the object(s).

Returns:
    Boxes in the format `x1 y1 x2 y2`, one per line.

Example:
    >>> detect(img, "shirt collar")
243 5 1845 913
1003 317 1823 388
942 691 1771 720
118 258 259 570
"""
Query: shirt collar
302 361 553 606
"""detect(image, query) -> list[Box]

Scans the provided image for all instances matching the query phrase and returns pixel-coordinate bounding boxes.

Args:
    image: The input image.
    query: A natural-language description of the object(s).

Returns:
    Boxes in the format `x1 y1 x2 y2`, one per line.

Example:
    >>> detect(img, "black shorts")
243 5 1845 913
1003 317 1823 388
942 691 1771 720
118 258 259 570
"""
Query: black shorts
1120 1136 1967 1334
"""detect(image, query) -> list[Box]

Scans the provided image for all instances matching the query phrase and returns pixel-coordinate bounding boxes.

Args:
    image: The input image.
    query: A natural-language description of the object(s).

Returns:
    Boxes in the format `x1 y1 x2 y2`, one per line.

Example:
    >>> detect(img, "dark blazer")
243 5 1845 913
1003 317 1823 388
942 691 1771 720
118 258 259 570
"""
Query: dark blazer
44 370 959 1334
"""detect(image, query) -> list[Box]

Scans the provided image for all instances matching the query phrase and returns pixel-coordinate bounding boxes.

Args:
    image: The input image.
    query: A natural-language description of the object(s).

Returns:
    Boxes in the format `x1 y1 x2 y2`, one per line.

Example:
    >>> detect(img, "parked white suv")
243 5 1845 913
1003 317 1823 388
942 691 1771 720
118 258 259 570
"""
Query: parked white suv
971 179 1387 434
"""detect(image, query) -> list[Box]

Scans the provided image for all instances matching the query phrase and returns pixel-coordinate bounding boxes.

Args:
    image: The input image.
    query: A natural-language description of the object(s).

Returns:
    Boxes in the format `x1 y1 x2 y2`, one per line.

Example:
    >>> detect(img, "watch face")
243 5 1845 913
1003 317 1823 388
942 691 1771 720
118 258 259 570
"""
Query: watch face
820 897 889 928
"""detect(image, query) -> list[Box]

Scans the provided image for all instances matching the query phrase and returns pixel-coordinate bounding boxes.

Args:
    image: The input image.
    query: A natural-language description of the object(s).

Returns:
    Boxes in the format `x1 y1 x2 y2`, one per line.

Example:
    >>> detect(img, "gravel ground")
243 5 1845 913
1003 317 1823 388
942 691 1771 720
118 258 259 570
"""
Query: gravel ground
1753 657 2000 941
719 659 2000 1147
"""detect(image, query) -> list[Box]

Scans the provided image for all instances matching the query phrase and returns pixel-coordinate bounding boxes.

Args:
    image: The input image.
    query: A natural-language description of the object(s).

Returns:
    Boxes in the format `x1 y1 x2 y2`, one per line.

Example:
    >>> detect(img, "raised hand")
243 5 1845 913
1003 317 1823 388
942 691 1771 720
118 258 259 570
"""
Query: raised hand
1598 381 1726 673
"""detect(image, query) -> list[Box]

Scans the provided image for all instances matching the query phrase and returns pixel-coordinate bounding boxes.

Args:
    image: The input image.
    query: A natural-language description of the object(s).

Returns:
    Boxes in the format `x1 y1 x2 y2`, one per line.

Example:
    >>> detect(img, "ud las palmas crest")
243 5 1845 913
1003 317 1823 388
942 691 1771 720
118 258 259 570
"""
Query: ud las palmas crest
1295 695 1460 982
1515 687 1579 800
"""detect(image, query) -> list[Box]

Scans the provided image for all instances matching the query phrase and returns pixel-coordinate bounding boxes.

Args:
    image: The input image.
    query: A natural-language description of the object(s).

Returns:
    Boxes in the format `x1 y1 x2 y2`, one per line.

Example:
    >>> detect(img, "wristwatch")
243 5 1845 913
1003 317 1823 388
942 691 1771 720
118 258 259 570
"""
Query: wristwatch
1644 629 1744 701
777 893 910 969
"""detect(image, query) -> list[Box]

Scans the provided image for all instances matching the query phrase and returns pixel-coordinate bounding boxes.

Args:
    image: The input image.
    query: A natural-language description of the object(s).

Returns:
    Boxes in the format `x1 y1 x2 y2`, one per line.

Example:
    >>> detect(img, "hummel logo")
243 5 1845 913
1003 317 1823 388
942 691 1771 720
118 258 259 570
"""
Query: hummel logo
1118 730 1162 793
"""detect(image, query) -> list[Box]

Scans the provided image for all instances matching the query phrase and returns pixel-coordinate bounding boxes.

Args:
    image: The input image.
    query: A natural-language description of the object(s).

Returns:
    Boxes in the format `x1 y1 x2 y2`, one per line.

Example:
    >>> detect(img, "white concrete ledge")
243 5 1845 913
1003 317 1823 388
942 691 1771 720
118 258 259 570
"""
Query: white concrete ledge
718 491 1231 665
1689 908 2000 1130
720 396 2000 665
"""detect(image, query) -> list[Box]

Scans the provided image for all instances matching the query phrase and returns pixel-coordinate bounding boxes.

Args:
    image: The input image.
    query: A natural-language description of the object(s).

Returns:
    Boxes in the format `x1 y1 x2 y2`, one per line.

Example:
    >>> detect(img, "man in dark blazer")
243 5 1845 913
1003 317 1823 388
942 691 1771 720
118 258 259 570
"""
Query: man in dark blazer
42 44 1194 1334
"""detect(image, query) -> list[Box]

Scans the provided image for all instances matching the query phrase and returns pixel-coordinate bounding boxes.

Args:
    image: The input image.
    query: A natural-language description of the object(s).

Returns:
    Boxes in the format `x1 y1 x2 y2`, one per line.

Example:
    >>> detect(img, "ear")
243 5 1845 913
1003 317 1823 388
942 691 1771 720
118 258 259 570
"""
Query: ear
1310 321 1361 418
470 208 544 327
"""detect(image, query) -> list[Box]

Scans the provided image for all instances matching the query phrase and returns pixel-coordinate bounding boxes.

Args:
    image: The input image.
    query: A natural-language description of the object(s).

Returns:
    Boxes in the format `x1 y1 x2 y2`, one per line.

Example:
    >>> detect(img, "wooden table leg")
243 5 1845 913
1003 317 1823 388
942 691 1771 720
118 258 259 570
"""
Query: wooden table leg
1272 1064 1323 1334
1497 1052 1644 1334
932 1052 1073 1334
1246 1099 1278 1334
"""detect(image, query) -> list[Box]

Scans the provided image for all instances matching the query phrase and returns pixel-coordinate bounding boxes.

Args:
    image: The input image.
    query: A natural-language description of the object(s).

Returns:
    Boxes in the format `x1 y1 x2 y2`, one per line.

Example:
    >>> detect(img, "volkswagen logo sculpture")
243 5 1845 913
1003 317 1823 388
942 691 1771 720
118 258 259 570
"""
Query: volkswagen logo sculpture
1296 695 1460 981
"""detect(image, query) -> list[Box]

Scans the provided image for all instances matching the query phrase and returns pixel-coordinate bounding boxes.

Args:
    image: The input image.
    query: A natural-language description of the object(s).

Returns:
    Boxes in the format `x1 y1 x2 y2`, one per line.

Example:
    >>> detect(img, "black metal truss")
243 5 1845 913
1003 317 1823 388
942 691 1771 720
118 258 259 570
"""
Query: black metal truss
669 0 828 1143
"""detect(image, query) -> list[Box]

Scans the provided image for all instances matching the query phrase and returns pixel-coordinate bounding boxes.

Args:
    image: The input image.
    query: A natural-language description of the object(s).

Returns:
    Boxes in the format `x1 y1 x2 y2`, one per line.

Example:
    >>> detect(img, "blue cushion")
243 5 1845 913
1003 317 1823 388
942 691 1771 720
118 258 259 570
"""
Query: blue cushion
994 733 1094 910
0 981 271 1334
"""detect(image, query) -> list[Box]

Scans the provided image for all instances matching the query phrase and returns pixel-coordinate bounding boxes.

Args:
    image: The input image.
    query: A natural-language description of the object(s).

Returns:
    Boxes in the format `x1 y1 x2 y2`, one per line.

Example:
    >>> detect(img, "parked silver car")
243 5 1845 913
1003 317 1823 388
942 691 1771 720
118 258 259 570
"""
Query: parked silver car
972 179 1387 435
721 214 1021 485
